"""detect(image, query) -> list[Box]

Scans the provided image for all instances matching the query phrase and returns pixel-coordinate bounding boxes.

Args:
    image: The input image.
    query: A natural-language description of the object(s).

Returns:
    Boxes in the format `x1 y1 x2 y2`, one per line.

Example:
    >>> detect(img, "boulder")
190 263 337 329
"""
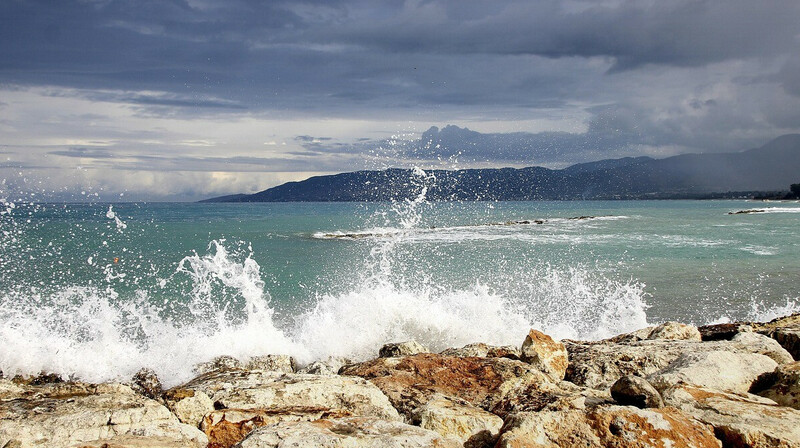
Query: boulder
698 322 753 341
520 329 569 381
339 353 552 419
411 395 503 448
647 321 702 341
164 388 215 427
297 356 351 375
731 331 794 364
168 370 400 447
0 379 25 400
194 356 243 375
647 351 778 394
440 342 521 360
756 361 800 409
610 376 664 409
762 326 800 361
243 355 296 373
0 382 207 448
663 383 800 447
235 417 461 448
378 340 429 358
131 368 163 400
491 380 611 417
495 405 721 448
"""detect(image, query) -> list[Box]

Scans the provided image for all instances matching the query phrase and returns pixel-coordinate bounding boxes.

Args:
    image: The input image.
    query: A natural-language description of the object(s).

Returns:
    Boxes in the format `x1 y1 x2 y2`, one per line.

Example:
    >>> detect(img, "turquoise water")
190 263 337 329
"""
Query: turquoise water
1 199 798 385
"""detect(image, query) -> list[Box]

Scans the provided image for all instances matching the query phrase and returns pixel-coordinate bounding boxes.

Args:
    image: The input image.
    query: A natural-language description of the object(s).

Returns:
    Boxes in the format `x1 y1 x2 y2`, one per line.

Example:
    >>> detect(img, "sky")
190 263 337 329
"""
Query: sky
1 0 800 201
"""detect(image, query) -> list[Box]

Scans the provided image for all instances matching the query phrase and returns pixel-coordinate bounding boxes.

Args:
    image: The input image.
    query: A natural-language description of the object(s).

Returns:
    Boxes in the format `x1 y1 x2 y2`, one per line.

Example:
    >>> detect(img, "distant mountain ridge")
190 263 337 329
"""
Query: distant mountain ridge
202 134 800 202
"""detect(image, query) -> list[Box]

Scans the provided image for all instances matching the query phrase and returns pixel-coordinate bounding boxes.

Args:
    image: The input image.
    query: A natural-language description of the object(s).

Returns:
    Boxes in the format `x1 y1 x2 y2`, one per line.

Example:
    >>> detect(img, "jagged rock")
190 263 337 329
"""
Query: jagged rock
298 356 351 375
490 380 611 417
565 336 793 390
648 351 777 394
610 376 664 409
194 356 243 374
756 361 800 409
647 321 702 341
731 331 795 364
411 395 503 448
378 340 429 358
340 353 552 419
520 329 569 381
243 355 296 373
756 313 800 360
698 322 753 341
165 388 215 427
235 417 461 448
495 405 721 448
663 383 800 447
0 379 25 400
170 370 400 447
0 382 207 448
131 368 163 400
439 342 521 360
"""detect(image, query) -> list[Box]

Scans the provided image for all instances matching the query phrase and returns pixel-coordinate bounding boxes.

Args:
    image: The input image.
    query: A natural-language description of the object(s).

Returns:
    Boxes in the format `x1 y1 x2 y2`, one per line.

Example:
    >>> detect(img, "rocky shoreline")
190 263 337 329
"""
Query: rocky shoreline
1 314 799 447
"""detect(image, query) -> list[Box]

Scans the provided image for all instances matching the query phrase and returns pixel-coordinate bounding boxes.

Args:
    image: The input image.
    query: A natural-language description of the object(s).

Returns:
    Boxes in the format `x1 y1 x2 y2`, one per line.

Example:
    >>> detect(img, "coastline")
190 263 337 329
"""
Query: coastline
1 314 799 447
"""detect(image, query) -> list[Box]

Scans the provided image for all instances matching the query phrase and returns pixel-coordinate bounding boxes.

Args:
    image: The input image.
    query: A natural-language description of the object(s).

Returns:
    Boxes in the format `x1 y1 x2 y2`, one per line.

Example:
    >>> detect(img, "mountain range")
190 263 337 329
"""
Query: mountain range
202 134 800 202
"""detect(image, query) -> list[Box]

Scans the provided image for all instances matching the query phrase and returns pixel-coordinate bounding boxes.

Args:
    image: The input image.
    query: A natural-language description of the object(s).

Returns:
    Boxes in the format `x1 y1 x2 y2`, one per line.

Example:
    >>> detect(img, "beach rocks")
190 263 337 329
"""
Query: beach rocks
610 376 664 409
131 368 164 400
495 405 721 448
340 353 552 419
663 384 800 447
647 321 702 341
440 342 521 360
0 382 207 448
411 395 503 448
490 380 611 417
647 351 778 394
164 388 215 427
755 361 800 409
235 417 461 448
378 340 429 357
243 355 297 373
297 356 351 375
520 329 569 381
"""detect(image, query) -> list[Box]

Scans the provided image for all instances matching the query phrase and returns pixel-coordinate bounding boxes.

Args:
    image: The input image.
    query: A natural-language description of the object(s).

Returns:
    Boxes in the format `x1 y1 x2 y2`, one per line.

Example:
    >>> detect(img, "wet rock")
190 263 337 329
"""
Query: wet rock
647 321 702 341
439 342 521 360
165 388 215 427
235 417 461 448
495 405 721 448
194 356 243 374
698 322 753 341
378 340 429 358
171 370 400 447
648 351 777 394
663 383 800 447
340 353 552 419
520 329 569 381
610 376 664 409
756 361 800 409
243 355 296 373
297 356 351 375
411 395 503 448
131 368 163 400
0 382 207 448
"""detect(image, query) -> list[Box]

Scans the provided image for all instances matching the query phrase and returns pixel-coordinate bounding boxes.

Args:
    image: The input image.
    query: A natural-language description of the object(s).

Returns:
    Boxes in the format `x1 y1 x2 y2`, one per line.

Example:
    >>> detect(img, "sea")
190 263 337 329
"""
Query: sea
1 195 798 386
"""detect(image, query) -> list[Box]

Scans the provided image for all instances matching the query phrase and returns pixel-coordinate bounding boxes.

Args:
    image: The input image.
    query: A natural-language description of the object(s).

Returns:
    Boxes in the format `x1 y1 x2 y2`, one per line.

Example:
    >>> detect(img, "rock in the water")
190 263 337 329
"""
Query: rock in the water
610 376 664 409
297 356 351 375
243 355 296 373
663 383 800 448
235 417 461 448
411 395 503 448
495 405 721 448
170 370 400 447
0 382 207 448
439 342 521 360
756 361 800 409
648 350 777 394
647 321 702 341
378 340 429 357
340 353 552 419
520 329 569 381
131 368 163 400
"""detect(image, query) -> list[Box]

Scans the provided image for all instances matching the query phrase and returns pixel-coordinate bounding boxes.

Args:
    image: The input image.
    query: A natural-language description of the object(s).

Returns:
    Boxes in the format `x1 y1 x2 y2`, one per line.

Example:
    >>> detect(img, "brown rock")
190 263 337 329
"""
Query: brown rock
520 329 569 381
131 368 163 400
698 323 753 341
761 326 800 361
495 405 721 448
610 376 664 409
756 361 800 409
339 353 552 419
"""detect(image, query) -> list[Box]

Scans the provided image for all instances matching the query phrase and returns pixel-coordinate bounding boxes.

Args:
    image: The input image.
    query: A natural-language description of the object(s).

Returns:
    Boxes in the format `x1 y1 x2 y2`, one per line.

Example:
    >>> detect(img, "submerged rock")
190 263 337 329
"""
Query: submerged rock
0 382 207 448
411 395 503 448
520 329 569 381
647 351 778 394
340 353 552 419
235 417 461 448
378 340 429 358
610 376 664 409
663 383 800 447
495 405 721 448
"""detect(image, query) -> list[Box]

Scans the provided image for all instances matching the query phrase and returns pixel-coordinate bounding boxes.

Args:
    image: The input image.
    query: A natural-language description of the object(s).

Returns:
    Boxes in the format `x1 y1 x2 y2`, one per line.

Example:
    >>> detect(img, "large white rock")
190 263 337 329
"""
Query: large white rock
411 395 503 448
0 382 207 448
235 417 461 448
647 350 778 394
